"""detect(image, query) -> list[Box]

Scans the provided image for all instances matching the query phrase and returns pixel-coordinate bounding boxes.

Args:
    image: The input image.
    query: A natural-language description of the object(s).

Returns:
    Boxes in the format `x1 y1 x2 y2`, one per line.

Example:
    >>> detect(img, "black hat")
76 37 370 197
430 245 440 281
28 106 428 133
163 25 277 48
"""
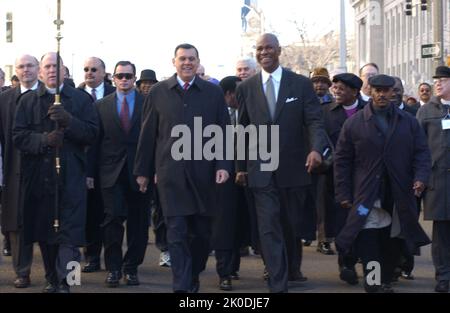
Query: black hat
332 73 363 90
432 66 450 79
368 74 395 88
136 69 158 86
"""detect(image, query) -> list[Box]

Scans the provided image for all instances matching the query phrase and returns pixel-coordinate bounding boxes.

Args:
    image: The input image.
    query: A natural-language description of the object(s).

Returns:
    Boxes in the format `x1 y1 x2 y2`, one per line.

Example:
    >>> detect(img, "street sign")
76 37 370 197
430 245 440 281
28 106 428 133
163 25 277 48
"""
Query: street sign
421 43 441 58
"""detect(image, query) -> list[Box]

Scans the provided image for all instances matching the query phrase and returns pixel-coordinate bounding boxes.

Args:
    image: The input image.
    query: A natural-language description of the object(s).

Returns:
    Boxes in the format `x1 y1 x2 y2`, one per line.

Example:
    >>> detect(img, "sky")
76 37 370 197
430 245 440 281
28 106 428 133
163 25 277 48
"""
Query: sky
2 0 355 83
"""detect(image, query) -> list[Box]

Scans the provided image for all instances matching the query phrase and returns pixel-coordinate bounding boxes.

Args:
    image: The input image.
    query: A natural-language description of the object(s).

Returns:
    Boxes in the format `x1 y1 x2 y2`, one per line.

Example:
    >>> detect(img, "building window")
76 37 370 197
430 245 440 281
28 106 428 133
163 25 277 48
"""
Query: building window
6 12 13 43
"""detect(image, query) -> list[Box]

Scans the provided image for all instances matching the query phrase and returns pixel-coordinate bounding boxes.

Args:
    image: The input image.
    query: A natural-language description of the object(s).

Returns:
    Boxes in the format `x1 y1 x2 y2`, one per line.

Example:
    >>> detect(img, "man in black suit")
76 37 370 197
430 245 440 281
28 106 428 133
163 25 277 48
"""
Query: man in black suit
0 54 40 288
235 33 328 292
94 61 150 287
134 43 232 293
78 57 116 274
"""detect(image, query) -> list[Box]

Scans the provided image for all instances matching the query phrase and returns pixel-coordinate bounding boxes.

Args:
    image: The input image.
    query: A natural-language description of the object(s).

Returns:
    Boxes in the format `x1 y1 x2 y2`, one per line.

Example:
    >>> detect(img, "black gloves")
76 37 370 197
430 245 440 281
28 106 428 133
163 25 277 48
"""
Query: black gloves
48 105 72 128
46 129 64 148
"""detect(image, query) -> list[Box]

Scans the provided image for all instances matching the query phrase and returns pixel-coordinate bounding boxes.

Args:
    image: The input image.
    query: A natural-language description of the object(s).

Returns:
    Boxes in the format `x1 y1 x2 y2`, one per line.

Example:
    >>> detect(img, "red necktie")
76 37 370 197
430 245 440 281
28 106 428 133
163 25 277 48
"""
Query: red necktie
91 88 97 101
119 96 130 133
183 82 190 91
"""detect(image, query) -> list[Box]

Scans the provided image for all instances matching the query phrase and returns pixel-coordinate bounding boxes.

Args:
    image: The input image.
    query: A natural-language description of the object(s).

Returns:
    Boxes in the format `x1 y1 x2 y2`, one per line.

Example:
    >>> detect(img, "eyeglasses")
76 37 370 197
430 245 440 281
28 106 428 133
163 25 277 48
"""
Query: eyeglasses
84 67 97 73
433 78 450 84
114 73 134 80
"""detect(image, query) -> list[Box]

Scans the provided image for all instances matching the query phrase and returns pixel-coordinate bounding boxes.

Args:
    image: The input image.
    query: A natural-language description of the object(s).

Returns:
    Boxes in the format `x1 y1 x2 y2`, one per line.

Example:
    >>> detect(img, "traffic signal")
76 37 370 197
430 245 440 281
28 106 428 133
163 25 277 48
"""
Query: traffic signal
421 0 428 11
405 0 412 16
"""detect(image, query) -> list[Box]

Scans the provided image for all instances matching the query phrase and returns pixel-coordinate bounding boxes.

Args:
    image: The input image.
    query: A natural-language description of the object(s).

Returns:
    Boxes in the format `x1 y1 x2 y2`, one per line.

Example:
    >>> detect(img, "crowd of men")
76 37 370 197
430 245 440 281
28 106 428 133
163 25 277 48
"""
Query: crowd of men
0 32 450 294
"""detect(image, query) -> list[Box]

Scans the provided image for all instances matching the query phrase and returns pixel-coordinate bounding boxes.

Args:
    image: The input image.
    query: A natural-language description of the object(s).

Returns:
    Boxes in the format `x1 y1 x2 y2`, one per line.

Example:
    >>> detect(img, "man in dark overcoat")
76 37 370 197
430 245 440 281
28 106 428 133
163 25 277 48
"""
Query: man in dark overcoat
416 66 450 293
235 33 328 292
318 73 366 285
12 52 98 293
334 74 431 293
134 43 232 293
0 54 40 288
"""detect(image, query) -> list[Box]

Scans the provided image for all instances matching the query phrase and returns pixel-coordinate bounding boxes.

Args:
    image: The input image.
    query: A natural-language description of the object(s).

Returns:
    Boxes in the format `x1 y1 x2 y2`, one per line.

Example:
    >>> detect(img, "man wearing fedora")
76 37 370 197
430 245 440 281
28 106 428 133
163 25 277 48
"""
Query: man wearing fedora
310 67 334 105
136 69 158 96
417 65 450 293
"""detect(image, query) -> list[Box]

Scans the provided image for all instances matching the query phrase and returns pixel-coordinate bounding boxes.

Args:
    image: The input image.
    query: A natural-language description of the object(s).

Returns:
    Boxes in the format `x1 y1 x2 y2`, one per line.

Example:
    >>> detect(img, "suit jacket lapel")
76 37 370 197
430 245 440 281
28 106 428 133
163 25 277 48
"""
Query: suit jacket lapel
273 70 289 122
110 94 123 132
129 90 141 130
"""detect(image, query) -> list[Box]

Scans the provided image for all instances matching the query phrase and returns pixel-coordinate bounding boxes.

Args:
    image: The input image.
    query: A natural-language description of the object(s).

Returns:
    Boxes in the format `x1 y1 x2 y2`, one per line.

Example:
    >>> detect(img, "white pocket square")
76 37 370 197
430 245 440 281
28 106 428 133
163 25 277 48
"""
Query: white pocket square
285 97 298 103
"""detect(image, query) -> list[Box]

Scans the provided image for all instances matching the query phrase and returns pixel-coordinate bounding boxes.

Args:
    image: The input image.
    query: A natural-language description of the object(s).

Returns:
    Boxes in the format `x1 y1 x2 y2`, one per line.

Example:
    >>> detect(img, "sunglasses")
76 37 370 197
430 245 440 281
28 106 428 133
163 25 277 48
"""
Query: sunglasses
114 73 134 80
84 67 97 73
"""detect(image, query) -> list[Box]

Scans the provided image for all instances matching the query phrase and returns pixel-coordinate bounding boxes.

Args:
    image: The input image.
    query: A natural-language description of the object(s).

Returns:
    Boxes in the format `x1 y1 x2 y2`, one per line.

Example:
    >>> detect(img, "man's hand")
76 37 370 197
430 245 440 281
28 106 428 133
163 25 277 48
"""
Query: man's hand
136 176 149 193
413 181 425 197
340 200 352 209
216 170 229 184
235 172 248 186
46 129 64 148
48 105 72 128
86 177 94 190
305 151 322 173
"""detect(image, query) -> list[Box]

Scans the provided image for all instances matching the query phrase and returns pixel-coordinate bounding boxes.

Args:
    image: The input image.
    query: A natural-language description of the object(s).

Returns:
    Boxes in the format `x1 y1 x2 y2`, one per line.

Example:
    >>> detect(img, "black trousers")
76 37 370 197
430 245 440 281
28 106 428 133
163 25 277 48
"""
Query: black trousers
84 183 104 265
252 178 307 292
152 189 168 252
101 168 150 274
354 226 400 285
165 215 211 292
215 249 233 279
39 242 80 284
432 221 450 281
9 230 34 278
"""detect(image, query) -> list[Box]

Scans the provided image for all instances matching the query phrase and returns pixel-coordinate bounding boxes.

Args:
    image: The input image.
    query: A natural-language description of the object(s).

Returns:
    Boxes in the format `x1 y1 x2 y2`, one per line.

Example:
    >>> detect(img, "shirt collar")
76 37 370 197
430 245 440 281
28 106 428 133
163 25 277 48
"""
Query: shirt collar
261 65 282 84
398 102 405 110
86 82 104 93
343 99 359 110
20 81 39 94
176 75 196 89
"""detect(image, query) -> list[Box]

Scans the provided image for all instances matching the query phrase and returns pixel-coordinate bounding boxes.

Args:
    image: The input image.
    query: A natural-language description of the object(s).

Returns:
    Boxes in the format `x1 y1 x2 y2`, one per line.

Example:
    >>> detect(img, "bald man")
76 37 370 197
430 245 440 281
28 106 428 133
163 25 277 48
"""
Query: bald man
0 54 40 288
13 52 98 293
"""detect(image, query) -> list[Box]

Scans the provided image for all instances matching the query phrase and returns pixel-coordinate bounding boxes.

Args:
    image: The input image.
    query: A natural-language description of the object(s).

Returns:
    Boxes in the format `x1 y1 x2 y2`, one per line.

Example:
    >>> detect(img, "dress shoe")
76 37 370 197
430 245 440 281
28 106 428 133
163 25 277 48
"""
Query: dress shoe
14 276 31 288
316 242 335 255
230 272 240 280
219 278 233 291
401 271 415 280
240 246 250 256
82 262 100 273
288 271 308 282
364 282 381 293
339 267 358 285
42 281 58 293
302 239 312 247
57 280 70 293
105 271 121 288
124 273 140 286
2 248 11 256
190 277 200 293
380 283 394 293
435 280 449 293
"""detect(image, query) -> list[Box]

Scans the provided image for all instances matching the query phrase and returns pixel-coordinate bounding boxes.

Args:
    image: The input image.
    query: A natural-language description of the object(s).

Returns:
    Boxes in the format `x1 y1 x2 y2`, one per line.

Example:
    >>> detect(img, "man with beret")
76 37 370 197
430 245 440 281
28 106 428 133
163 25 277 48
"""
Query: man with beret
319 73 366 284
136 69 158 96
334 74 431 292
417 66 450 293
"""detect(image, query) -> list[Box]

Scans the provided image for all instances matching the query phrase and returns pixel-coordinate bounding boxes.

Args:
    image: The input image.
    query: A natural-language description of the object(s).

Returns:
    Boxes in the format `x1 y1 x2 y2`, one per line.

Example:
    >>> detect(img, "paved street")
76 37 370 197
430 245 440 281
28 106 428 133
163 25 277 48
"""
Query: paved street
0 216 437 293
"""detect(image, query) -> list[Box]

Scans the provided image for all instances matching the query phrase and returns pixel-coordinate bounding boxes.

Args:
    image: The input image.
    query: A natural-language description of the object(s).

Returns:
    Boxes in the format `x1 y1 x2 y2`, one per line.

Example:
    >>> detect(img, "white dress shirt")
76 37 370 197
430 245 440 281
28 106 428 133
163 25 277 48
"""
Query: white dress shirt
20 81 39 94
261 65 282 101
85 82 105 100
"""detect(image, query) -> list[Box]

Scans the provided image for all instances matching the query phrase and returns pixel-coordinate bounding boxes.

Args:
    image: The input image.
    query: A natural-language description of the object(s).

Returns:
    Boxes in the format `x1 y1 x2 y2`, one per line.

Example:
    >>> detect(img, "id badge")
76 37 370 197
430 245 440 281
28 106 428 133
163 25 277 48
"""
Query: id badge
442 119 450 130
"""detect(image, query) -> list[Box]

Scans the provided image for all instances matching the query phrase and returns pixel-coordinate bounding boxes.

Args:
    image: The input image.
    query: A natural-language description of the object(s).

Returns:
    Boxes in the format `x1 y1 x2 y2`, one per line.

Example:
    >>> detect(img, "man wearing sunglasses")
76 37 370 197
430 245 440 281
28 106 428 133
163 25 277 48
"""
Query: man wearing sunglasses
77 57 116 275
93 61 150 288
